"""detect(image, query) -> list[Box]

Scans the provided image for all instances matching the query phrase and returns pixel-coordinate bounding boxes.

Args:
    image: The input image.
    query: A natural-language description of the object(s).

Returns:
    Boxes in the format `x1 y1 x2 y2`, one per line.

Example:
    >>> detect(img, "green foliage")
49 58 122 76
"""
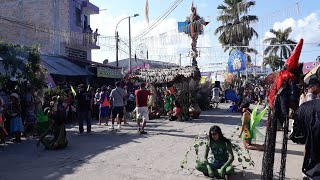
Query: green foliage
215 0 258 54
263 27 297 61
181 127 255 176
0 42 47 91
263 55 285 72
44 88 67 99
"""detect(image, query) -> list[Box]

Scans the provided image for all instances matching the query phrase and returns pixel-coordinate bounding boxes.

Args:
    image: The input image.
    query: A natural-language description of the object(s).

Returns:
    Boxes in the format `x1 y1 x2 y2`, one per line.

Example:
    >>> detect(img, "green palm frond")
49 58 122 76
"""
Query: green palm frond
215 0 258 52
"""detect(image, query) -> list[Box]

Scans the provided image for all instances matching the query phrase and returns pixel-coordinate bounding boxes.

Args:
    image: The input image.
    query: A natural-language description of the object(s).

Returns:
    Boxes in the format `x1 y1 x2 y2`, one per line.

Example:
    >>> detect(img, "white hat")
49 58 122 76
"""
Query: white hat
10 93 19 100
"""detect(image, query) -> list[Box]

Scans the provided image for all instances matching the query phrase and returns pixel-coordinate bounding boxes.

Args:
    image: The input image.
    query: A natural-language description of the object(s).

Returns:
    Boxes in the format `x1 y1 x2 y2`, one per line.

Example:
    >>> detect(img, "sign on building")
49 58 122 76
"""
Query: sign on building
97 67 122 78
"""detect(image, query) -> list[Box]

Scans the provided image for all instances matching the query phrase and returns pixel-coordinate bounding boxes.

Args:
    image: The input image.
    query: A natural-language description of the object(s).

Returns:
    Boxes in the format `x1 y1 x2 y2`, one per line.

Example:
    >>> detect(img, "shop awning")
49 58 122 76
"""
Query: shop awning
41 55 93 76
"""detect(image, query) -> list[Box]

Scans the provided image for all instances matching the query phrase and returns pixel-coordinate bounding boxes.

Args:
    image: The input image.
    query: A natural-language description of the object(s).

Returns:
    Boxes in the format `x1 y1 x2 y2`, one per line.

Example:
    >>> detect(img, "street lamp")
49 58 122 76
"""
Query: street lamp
115 13 139 71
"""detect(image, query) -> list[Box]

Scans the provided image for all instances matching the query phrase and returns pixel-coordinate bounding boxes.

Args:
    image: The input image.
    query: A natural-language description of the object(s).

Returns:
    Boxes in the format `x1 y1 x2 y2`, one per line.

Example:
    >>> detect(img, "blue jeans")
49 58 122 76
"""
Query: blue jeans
78 111 91 133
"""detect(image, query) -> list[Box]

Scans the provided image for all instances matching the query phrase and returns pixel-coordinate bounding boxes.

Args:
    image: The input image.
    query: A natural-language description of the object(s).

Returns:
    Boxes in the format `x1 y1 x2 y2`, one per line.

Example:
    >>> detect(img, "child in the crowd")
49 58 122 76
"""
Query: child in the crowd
8 93 23 143
149 101 161 119
169 100 182 121
98 87 110 125
65 89 76 123
239 103 264 151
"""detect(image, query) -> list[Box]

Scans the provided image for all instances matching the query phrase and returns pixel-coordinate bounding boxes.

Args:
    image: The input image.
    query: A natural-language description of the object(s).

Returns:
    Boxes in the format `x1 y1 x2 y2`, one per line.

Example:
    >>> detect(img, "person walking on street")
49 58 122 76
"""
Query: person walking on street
98 87 111 126
135 83 152 134
109 82 126 130
76 84 92 134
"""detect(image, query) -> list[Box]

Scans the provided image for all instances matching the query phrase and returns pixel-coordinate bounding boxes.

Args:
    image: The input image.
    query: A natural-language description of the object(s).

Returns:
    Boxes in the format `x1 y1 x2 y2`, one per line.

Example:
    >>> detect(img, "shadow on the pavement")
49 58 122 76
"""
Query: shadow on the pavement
231 170 262 179
187 116 241 126
0 120 161 180
153 132 197 139
275 148 304 156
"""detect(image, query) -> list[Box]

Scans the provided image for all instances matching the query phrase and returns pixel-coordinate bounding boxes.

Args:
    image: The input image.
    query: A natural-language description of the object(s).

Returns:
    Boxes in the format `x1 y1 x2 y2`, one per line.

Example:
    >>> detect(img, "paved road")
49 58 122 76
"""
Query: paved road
0 103 304 180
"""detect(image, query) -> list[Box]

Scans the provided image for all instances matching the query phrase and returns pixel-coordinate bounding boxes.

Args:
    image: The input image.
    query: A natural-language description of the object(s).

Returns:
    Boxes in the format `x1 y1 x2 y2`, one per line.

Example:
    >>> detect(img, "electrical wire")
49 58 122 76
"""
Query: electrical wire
134 0 184 40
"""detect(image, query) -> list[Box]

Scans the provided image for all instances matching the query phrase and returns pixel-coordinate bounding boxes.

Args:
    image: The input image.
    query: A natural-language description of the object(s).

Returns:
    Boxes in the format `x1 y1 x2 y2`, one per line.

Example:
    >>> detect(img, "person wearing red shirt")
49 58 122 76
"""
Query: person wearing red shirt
135 83 152 134
169 100 182 121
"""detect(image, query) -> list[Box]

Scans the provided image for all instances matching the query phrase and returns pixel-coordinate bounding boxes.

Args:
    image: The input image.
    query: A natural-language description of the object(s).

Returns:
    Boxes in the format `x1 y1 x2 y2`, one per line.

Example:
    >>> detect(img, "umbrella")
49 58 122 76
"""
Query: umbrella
304 64 320 84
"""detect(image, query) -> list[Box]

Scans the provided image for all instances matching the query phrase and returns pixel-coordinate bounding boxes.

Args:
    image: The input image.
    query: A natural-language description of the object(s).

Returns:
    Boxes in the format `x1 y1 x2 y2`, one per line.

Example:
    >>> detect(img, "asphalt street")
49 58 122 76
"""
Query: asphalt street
0 103 304 180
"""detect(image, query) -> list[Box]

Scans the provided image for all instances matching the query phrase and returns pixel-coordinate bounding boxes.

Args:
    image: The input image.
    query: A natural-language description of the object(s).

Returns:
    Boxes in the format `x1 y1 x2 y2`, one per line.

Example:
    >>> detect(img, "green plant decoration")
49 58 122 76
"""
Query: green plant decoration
181 127 255 176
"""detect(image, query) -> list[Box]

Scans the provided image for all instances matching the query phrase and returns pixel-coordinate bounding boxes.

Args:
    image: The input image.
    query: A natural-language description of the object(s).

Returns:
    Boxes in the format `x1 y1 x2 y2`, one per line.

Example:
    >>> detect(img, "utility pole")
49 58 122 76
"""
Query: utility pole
115 31 119 68
179 53 182 67
128 16 132 72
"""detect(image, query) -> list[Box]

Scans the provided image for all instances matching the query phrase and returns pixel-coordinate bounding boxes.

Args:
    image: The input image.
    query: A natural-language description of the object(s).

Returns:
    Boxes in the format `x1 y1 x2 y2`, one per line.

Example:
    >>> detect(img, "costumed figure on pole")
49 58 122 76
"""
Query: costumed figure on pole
261 38 304 179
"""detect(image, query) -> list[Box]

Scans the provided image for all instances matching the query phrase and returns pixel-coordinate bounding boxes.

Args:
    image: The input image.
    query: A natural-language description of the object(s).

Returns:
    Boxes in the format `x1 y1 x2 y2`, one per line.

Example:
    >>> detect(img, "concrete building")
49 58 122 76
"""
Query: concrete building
0 0 100 60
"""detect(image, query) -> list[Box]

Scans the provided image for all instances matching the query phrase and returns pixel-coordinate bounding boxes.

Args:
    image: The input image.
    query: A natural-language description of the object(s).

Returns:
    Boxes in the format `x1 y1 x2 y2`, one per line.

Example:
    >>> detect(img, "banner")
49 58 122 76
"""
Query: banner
97 67 122 78
228 49 246 72
177 22 190 33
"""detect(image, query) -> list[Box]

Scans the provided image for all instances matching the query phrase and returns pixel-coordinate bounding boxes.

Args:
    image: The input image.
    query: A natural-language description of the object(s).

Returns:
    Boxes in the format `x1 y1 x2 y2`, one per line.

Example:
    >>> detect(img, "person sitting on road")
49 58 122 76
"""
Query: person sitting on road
149 101 160 120
196 125 234 179
239 103 264 151
169 100 182 121
37 105 68 150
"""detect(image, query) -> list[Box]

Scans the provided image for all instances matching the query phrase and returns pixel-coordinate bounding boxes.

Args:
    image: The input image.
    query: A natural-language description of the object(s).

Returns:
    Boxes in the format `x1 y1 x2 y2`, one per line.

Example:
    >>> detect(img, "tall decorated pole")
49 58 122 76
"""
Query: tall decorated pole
187 1 208 68
176 1 209 118
178 1 208 69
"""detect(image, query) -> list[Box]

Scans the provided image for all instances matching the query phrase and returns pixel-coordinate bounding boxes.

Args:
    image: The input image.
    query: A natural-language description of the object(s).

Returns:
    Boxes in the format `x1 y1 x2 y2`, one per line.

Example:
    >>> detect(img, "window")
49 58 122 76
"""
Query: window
75 8 82 27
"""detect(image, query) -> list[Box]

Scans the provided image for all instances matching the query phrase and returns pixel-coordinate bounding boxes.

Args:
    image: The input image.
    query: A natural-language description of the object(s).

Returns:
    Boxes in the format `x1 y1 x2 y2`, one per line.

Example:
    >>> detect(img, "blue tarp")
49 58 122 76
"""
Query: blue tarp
224 89 239 102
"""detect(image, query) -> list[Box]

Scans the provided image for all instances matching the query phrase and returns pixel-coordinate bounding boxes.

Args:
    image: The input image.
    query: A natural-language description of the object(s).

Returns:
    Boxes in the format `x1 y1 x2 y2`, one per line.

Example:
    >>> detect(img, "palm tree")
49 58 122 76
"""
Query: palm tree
215 0 259 54
263 27 297 62
262 55 284 72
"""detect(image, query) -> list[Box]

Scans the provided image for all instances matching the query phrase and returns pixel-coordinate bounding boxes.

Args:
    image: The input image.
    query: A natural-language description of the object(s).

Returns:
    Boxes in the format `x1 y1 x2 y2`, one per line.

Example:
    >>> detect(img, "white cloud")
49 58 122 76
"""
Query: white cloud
263 12 320 45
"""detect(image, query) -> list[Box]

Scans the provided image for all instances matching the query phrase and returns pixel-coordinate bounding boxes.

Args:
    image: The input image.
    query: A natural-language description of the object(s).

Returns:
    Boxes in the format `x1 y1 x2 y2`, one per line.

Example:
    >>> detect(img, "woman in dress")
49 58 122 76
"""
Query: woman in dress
239 103 264 151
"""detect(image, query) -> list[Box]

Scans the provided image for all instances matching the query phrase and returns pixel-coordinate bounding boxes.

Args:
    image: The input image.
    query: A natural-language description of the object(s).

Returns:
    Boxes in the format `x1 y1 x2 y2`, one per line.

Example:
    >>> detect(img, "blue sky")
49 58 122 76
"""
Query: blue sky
90 0 320 70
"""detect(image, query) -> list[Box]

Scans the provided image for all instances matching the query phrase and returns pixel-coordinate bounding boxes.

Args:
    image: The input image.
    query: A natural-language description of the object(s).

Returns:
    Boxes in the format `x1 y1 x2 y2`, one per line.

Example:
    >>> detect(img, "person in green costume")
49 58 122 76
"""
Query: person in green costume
37 106 68 150
196 125 234 179
239 103 264 151
164 90 175 114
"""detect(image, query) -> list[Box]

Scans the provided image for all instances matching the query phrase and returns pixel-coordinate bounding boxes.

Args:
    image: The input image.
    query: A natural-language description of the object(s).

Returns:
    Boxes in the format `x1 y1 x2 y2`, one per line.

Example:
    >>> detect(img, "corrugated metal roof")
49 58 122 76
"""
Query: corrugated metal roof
41 55 93 76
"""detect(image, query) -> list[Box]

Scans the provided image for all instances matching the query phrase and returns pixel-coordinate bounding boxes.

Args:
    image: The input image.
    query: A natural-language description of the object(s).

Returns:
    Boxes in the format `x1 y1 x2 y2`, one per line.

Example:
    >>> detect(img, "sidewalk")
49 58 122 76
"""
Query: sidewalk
0 103 304 180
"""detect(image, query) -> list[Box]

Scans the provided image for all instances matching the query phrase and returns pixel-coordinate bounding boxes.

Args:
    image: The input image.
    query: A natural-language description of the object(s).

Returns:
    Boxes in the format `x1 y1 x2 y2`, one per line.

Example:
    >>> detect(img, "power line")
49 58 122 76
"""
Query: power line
134 0 184 40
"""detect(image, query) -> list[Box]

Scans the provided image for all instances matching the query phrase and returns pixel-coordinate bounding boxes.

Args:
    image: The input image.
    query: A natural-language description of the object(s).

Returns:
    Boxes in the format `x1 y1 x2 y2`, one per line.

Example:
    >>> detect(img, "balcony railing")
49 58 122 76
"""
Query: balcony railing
62 31 100 50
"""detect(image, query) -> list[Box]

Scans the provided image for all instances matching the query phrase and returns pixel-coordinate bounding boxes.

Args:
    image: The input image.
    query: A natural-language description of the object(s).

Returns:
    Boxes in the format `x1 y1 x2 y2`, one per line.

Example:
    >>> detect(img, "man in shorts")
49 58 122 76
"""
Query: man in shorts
135 83 152 134
109 82 126 130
